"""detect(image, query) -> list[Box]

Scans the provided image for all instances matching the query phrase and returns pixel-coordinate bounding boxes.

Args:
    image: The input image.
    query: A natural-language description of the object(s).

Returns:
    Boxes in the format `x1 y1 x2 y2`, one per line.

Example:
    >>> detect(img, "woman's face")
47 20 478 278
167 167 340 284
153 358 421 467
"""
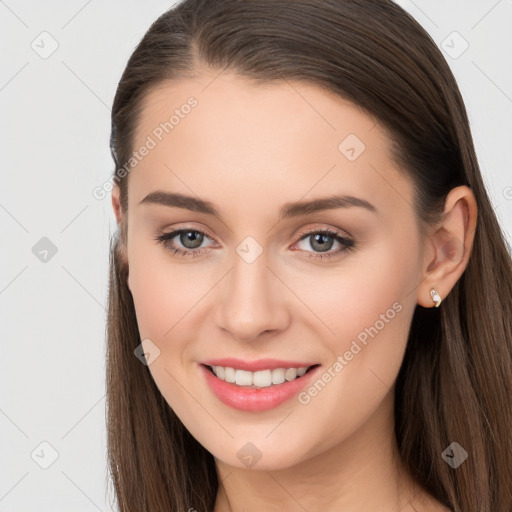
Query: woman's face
117 72 429 470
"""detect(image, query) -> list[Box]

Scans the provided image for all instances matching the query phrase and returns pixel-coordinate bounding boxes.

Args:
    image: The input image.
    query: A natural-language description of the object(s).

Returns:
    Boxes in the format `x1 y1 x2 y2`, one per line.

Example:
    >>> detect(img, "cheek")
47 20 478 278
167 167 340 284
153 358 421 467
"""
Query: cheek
127 240 216 377
276 243 419 453
126 232 185 348
289 235 419 400
294 238 417 346
127 249 201 407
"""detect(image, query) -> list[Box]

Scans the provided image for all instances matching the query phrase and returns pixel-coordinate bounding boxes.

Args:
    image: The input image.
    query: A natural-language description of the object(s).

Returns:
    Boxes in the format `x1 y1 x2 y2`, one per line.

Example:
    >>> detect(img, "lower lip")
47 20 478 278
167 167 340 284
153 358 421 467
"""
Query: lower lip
199 363 321 412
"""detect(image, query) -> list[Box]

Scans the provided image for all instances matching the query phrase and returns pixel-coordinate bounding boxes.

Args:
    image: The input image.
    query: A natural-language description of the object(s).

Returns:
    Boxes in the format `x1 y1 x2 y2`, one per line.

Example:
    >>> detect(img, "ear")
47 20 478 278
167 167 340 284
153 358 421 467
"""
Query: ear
111 183 124 225
111 184 131 290
417 185 478 308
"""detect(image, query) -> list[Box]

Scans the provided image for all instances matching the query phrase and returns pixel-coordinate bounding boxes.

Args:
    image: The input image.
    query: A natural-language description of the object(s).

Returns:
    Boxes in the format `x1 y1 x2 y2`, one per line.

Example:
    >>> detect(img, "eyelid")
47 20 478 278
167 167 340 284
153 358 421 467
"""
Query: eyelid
293 223 353 241
156 223 355 260
160 222 217 241
158 223 351 246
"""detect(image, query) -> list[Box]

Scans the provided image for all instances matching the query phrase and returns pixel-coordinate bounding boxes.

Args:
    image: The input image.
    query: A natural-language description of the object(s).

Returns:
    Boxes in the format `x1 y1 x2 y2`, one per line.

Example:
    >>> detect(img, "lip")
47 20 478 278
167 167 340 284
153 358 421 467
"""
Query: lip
200 358 318 372
198 362 322 412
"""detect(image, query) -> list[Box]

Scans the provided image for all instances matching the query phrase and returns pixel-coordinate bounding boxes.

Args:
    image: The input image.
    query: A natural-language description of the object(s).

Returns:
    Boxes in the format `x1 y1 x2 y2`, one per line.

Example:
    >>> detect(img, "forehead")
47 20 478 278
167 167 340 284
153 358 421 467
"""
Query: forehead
128 72 413 220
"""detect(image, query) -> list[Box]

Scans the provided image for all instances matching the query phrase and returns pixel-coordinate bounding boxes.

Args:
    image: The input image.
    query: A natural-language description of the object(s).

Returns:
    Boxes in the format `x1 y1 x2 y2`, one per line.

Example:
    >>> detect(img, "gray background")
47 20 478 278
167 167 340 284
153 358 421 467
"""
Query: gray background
1 1 511 510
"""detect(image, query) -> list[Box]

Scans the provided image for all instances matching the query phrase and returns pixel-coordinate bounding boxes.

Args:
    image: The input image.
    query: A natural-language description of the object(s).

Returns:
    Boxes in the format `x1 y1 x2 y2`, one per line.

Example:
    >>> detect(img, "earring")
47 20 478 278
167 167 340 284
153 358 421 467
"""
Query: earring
430 288 442 307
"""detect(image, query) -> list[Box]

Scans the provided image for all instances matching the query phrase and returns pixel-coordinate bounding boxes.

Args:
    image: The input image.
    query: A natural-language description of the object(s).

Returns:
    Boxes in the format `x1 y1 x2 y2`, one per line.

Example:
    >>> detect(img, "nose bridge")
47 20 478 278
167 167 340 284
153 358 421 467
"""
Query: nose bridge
216 247 288 341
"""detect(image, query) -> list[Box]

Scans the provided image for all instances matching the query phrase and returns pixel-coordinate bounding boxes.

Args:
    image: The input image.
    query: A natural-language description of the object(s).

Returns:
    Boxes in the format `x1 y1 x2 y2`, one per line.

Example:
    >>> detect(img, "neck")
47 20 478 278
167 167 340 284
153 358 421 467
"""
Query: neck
213 389 431 512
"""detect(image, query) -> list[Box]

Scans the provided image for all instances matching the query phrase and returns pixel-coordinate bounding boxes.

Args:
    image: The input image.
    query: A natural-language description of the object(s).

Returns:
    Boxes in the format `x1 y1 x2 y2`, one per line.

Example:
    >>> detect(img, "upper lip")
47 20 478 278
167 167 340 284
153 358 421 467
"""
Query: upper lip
200 358 319 372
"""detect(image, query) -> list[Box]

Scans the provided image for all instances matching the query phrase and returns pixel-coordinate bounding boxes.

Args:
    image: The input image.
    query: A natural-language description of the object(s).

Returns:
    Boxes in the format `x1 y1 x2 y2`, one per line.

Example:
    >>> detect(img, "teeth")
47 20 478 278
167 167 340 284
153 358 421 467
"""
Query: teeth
210 365 311 387
297 367 307 377
285 367 298 381
272 368 286 385
235 370 253 386
224 367 236 383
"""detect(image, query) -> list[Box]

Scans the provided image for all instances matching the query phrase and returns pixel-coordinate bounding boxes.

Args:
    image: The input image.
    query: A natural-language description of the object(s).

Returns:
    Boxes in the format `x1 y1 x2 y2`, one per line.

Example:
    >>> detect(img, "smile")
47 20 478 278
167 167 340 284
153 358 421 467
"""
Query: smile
199 363 322 412
207 364 315 388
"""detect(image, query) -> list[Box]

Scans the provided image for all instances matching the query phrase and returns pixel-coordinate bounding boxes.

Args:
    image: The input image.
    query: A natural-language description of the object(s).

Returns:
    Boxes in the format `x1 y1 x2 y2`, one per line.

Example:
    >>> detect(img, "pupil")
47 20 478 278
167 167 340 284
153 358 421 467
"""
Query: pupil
181 231 203 249
311 233 333 252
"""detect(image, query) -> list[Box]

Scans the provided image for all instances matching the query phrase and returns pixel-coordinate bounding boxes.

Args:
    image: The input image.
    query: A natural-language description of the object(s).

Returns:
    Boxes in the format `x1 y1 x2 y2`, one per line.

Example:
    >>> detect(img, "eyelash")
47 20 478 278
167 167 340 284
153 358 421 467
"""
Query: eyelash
154 226 355 261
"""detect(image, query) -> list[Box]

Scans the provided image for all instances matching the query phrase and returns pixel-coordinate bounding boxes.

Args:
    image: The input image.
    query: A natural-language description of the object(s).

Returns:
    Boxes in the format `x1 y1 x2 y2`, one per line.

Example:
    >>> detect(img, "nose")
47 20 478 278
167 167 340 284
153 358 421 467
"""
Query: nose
215 253 290 343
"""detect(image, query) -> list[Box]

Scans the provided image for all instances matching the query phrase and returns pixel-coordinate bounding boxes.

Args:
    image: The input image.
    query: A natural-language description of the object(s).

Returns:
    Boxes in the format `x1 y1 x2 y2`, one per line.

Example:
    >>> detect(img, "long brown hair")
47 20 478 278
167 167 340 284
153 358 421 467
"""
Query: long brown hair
106 1 512 510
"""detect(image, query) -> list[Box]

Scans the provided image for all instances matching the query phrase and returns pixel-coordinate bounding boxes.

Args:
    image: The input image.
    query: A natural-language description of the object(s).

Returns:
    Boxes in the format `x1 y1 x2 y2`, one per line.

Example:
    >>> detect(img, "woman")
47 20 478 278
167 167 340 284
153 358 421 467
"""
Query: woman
106 1 512 510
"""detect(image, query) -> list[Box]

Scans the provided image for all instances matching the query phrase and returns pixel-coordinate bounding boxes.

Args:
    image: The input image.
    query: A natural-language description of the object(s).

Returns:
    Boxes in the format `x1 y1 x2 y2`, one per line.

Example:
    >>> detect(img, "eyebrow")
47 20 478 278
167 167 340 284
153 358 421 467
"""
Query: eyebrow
138 191 378 219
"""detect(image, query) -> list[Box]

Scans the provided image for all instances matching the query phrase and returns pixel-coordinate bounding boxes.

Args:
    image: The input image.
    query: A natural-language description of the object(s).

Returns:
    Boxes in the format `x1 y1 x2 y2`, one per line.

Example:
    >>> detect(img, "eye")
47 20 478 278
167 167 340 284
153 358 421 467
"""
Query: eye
155 228 215 258
292 228 355 260
155 226 356 260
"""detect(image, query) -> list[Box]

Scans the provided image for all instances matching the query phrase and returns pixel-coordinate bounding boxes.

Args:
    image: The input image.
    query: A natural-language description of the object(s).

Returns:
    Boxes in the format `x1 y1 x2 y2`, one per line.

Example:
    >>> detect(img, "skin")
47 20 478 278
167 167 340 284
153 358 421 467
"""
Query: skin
111 70 477 512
